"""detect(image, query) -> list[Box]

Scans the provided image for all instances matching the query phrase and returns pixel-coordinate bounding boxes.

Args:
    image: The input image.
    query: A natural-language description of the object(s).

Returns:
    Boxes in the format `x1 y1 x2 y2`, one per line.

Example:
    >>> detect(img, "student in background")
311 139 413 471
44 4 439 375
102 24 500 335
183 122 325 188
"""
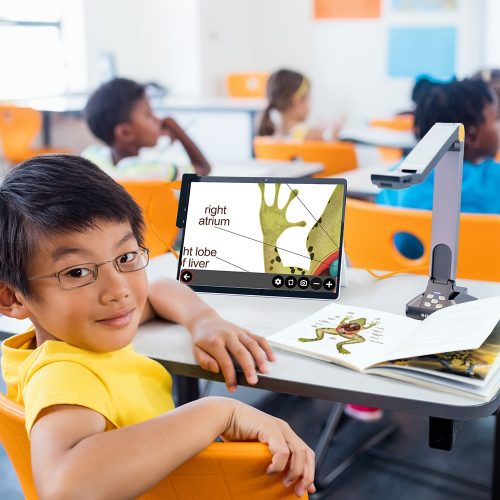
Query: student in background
377 78 500 257
0 155 315 499
256 69 340 141
471 68 500 113
83 78 211 180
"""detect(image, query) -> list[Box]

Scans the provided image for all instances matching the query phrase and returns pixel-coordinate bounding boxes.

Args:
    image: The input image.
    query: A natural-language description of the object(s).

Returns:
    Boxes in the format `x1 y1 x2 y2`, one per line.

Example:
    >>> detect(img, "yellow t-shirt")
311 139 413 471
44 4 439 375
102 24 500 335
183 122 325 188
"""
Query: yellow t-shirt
1 330 174 435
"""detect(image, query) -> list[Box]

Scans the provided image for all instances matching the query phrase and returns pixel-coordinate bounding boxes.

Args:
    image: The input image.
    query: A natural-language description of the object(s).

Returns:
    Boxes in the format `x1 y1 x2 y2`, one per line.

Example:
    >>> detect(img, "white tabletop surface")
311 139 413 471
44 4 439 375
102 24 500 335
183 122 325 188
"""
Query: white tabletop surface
1 254 499 419
333 164 387 197
211 159 324 178
339 126 417 150
3 94 266 114
136 255 500 420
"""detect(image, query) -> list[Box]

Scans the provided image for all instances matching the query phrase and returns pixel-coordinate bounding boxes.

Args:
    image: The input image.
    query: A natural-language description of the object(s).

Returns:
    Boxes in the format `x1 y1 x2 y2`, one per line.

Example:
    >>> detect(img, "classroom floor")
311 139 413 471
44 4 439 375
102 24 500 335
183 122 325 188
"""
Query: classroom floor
0 370 494 500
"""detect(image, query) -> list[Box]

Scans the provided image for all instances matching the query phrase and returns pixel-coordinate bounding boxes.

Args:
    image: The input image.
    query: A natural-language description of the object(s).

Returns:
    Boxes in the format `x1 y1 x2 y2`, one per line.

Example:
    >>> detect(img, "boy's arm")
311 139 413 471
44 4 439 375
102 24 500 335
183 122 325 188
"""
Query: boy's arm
140 278 275 392
161 116 211 176
30 399 315 499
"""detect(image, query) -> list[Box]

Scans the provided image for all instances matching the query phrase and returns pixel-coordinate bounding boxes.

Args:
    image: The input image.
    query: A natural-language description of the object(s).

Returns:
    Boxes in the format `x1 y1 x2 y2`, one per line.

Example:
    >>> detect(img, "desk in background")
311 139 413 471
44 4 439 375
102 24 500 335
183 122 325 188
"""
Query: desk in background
338 126 416 152
211 159 323 178
6 94 266 163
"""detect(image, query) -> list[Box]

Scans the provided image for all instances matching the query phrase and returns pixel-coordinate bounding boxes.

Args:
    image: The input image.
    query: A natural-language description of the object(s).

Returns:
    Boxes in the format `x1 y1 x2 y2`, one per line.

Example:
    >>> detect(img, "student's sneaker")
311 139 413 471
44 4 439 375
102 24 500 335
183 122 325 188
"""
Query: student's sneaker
344 404 383 422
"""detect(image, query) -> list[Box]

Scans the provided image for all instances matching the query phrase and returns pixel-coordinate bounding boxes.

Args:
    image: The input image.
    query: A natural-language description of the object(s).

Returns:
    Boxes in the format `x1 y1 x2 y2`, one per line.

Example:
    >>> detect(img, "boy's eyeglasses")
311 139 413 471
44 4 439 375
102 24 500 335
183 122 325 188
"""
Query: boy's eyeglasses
28 248 149 290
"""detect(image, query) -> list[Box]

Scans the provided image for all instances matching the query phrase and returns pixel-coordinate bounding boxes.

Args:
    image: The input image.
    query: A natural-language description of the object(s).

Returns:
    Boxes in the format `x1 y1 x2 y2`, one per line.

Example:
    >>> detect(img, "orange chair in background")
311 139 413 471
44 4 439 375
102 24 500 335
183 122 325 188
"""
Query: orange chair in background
0 105 69 165
0 392 307 500
369 115 414 164
344 198 500 282
117 180 181 258
253 137 357 177
369 115 414 132
225 72 269 98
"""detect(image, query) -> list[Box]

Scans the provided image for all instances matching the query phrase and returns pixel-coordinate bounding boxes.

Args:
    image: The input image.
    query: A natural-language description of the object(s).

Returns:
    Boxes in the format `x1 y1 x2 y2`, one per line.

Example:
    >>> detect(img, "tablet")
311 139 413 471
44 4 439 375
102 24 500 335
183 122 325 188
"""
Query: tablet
176 175 346 299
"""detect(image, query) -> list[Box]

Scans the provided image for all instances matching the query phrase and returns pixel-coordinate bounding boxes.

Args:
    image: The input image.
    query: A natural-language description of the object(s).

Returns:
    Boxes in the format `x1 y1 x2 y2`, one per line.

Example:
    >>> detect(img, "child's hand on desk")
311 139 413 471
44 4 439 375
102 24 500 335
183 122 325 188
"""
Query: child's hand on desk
187 310 275 392
143 279 275 391
223 399 316 497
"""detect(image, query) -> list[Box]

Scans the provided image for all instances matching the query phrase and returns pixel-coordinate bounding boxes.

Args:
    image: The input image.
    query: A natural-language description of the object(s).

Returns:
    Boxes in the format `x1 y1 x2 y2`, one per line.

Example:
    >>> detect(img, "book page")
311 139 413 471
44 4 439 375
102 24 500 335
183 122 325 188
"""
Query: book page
267 302 417 371
370 321 500 387
383 296 500 361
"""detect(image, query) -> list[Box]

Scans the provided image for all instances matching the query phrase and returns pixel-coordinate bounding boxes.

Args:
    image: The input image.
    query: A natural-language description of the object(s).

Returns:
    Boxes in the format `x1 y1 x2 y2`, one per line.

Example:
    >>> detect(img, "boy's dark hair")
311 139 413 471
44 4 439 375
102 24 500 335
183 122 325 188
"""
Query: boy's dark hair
0 155 144 298
85 78 146 146
414 78 495 139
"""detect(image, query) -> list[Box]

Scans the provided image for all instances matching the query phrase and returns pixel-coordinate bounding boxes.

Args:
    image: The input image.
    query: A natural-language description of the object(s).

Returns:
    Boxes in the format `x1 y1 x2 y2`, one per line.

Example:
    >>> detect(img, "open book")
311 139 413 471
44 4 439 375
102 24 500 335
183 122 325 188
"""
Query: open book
267 297 500 401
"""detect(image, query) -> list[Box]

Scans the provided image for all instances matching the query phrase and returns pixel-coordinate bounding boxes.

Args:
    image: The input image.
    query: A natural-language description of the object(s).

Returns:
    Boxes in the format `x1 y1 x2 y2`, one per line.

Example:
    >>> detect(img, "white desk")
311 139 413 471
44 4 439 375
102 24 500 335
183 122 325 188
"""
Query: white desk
1 254 498 419
333 164 386 198
339 127 416 151
133 255 500 420
211 159 323 178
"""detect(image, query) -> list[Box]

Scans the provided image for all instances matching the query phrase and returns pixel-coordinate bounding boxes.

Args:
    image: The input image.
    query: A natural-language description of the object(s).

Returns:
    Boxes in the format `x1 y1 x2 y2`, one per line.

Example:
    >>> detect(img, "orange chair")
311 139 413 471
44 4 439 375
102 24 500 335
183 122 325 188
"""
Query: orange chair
344 198 500 282
0 392 307 500
118 180 180 258
369 115 414 164
0 105 69 165
253 137 357 177
369 115 414 132
225 72 269 98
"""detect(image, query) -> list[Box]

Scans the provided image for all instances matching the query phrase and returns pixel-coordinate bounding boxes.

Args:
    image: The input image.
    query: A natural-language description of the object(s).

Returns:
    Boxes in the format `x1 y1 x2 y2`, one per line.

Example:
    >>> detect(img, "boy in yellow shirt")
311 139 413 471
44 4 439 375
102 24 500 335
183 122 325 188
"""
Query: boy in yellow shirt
0 154 315 498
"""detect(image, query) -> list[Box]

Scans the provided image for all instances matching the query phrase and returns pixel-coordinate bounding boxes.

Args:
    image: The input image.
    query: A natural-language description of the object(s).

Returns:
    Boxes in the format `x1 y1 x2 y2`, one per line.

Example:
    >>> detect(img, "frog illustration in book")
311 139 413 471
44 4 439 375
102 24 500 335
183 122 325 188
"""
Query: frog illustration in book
298 315 380 355
258 183 343 278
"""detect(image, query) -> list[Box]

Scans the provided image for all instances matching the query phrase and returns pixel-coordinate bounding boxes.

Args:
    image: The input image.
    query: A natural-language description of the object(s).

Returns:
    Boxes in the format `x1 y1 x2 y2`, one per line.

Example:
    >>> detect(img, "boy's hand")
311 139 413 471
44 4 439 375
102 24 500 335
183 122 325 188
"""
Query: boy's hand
188 311 275 392
222 399 316 498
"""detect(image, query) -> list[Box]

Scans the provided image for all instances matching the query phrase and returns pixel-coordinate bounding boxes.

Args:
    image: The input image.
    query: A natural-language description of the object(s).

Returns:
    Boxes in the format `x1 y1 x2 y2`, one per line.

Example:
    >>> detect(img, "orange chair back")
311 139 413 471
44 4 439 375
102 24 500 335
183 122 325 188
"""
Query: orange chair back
0 392 306 500
225 72 268 98
344 198 500 282
0 105 69 164
0 105 42 164
118 180 180 258
254 137 357 177
369 115 414 131
0 392 37 499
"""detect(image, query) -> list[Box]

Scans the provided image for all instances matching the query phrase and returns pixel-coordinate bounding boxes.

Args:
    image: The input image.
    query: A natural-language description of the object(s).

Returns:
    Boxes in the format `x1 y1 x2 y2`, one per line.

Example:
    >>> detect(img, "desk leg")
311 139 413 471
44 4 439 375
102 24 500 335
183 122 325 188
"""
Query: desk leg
42 111 51 146
176 376 200 406
493 410 499 500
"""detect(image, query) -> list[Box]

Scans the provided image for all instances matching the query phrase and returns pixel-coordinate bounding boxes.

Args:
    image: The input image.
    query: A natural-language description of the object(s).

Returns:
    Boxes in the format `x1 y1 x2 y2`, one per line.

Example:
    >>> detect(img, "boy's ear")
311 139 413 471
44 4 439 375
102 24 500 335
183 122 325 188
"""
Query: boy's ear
0 283 31 319
114 123 135 144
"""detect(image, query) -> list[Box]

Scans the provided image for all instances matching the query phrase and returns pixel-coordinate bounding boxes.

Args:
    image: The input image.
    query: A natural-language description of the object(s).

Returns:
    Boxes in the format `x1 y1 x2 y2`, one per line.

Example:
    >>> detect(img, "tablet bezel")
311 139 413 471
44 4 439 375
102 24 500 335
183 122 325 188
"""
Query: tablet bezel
176 175 347 300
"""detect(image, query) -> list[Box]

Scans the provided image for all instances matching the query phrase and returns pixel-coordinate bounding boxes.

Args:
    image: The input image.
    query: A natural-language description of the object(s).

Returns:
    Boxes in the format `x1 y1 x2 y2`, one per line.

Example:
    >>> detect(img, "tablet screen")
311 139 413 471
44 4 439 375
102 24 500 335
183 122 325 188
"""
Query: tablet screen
176 176 346 299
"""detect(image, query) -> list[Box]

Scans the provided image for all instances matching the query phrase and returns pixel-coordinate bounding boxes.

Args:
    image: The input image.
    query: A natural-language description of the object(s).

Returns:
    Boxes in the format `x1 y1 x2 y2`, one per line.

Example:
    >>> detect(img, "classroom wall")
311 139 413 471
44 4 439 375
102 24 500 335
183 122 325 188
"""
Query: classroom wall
83 0 202 95
197 0 486 125
82 0 486 124
483 0 500 67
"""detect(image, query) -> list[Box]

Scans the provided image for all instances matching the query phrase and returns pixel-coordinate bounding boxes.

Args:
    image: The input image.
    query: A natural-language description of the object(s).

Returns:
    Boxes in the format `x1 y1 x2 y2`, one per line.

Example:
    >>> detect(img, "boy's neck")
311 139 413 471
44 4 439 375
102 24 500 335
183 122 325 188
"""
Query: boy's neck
110 144 140 165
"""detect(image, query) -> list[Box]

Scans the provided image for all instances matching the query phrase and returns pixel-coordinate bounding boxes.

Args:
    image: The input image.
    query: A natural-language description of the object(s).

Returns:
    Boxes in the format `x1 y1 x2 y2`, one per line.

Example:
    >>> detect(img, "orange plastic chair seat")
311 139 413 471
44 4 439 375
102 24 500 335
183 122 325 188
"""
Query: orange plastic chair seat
254 137 357 177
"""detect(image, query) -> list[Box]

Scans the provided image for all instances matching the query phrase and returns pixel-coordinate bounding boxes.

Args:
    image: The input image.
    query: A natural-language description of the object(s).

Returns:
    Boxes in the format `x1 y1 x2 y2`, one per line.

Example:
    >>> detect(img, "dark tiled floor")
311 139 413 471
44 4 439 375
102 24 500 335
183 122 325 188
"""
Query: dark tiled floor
1 374 495 500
